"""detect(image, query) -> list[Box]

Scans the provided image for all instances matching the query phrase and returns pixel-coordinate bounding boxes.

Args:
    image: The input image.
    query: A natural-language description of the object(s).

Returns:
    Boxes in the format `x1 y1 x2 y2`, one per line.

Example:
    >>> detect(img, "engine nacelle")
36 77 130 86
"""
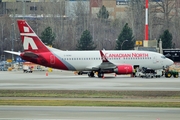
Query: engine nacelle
114 64 133 74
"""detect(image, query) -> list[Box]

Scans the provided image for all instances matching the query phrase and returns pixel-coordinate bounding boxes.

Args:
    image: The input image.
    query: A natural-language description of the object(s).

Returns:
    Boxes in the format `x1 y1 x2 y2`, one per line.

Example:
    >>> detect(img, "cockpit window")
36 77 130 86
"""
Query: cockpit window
161 56 166 59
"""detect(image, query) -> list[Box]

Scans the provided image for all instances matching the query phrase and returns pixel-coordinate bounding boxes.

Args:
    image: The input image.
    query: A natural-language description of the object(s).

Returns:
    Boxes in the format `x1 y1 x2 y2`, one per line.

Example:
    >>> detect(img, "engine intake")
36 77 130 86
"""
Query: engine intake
114 64 133 74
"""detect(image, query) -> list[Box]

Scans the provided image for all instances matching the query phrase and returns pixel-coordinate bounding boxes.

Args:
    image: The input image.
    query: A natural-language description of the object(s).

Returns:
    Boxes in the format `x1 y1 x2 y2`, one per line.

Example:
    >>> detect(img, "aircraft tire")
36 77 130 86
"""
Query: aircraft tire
97 72 104 78
78 71 83 75
145 74 150 78
88 72 95 77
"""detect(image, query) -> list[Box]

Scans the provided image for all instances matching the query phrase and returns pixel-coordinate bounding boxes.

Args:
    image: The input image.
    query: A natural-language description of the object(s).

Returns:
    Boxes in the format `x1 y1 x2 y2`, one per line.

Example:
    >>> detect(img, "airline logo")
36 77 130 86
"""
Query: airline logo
100 50 108 62
101 55 106 61
105 53 149 58
23 37 38 50
24 26 29 32
21 26 38 50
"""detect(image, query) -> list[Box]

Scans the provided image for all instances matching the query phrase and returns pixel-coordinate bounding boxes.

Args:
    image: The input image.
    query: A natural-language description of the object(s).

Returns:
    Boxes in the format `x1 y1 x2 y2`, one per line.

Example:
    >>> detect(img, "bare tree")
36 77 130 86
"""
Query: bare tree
3 0 180 50
151 0 176 30
126 0 145 40
149 0 179 47
0 15 6 55
171 0 180 47
0 15 15 59
63 0 90 50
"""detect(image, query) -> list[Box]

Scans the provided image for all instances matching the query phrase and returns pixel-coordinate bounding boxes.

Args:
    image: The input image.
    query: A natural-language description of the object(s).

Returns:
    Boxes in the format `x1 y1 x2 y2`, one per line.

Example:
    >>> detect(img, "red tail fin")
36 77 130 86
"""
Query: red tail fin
17 19 49 53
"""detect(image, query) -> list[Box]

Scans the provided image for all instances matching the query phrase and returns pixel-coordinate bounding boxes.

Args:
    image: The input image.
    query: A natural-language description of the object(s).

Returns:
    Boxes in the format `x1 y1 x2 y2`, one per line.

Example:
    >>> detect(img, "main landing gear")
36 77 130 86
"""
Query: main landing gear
87 71 104 78
97 72 104 78
77 71 104 78
88 71 95 77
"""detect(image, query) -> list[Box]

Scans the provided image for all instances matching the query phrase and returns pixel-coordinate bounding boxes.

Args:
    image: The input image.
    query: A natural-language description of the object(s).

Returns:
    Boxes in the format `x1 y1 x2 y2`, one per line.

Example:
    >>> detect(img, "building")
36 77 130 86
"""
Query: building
3 1 66 19
90 0 129 19
0 0 130 20
1 0 180 20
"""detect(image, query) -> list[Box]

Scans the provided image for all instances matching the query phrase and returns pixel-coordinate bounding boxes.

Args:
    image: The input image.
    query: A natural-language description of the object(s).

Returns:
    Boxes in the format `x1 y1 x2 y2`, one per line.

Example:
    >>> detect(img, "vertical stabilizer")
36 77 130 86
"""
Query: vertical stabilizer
17 20 49 53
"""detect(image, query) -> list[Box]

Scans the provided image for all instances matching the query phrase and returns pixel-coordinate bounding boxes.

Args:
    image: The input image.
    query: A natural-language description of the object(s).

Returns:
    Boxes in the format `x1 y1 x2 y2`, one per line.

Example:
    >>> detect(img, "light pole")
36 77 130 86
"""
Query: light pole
121 40 128 50
11 23 15 61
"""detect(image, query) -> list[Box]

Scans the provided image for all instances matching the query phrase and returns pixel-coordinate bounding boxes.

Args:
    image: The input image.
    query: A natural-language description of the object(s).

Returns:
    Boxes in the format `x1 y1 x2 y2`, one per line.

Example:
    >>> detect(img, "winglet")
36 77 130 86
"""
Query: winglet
100 50 109 62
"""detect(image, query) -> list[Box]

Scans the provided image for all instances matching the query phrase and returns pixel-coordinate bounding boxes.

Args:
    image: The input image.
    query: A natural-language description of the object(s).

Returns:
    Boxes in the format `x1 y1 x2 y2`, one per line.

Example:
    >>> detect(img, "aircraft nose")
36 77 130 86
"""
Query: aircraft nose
168 59 174 66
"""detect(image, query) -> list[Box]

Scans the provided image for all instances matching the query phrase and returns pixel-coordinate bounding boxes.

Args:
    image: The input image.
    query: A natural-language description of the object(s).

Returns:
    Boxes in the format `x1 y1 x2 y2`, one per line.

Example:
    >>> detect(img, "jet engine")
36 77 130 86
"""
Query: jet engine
114 64 133 74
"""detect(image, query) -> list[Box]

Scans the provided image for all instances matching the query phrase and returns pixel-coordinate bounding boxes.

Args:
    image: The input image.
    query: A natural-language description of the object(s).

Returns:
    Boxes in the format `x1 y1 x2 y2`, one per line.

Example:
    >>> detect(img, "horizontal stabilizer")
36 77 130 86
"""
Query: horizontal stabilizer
4 50 21 56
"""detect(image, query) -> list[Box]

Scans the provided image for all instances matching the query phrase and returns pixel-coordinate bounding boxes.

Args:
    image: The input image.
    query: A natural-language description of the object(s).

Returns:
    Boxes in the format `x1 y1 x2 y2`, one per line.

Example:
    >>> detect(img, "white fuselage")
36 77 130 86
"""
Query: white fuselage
49 48 173 71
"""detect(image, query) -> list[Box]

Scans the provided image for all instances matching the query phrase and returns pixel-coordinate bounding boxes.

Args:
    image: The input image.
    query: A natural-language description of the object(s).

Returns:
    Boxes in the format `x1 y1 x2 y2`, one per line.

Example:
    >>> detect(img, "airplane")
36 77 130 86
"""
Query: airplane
5 19 174 78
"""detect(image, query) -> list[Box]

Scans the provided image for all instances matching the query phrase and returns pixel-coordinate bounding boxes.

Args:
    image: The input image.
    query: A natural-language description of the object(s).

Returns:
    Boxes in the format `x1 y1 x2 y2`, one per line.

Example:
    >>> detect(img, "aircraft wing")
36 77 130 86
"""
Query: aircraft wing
88 63 116 70
86 50 117 70
99 61 116 69
99 50 117 69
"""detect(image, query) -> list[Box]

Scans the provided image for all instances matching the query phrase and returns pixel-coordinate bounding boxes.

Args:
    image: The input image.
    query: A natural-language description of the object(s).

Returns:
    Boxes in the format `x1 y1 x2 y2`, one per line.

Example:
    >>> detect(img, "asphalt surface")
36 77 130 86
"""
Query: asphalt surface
0 106 180 120
0 70 180 91
0 70 180 120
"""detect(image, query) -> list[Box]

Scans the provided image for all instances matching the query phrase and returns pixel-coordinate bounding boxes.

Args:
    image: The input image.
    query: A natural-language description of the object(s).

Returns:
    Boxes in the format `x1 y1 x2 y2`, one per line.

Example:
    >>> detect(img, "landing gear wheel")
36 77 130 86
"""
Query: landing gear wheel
88 71 95 77
78 72 83 75
97 72 104 78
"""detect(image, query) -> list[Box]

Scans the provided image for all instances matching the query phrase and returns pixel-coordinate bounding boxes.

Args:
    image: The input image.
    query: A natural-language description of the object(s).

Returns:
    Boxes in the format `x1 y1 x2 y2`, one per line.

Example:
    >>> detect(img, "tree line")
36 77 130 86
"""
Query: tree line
0 0 177 58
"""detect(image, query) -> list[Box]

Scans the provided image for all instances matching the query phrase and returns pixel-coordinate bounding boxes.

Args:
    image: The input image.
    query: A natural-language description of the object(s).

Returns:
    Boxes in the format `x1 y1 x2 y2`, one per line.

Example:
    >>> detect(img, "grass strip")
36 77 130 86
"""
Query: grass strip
1 90 180 98
0 100 180 107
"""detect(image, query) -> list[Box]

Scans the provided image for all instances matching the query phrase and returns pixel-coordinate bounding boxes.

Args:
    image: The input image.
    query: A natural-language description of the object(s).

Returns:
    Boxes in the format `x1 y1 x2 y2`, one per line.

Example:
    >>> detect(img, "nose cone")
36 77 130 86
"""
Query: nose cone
167 59 174 66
